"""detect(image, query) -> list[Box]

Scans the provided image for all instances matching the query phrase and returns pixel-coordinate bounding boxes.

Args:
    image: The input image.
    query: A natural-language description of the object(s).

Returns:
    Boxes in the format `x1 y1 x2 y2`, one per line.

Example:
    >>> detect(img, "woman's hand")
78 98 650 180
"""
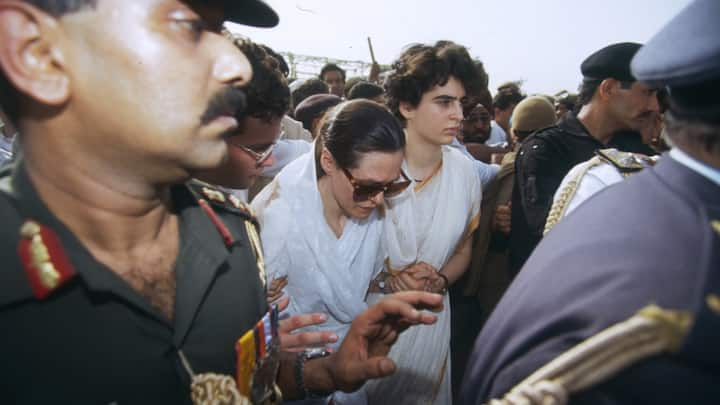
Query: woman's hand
387 262 440 292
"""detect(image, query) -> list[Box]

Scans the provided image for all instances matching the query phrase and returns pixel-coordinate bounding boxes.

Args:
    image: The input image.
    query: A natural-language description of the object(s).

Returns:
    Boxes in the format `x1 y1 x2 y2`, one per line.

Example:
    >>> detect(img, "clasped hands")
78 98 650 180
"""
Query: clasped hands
385 262 448 294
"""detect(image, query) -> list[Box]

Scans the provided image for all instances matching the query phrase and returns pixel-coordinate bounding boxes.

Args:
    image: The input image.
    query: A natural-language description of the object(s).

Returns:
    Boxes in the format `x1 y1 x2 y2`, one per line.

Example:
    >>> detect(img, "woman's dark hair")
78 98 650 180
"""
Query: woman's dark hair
385 40 485 125
314 100 405 178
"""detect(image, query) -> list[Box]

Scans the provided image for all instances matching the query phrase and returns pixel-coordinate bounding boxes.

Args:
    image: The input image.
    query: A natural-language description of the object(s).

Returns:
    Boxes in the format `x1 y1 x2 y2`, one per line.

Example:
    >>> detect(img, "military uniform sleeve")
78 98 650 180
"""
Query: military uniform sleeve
514 137 560 237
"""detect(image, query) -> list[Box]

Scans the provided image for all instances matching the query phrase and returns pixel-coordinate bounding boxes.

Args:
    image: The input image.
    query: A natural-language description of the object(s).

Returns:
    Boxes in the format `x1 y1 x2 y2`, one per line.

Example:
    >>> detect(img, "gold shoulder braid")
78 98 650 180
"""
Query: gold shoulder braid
485 305 693 405
245 220 267 288
544 149 658 235
543 156 604 235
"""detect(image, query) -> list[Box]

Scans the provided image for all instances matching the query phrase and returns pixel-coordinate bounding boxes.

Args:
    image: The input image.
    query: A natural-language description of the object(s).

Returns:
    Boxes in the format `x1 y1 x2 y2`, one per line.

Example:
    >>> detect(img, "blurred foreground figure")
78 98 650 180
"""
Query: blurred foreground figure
461 0 720 403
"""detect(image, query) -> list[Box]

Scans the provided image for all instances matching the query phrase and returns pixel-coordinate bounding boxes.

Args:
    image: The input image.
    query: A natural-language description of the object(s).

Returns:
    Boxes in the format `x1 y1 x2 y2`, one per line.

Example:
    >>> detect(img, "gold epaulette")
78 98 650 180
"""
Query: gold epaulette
543 157 604 235
596 148 657 174
187 179 258 226
485 305 692 405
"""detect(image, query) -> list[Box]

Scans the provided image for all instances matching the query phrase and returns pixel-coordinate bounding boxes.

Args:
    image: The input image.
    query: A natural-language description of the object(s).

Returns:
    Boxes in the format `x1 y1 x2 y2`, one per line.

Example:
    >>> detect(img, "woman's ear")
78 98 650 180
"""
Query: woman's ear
0 3 71 108
399 101 416 121
320 147 337 175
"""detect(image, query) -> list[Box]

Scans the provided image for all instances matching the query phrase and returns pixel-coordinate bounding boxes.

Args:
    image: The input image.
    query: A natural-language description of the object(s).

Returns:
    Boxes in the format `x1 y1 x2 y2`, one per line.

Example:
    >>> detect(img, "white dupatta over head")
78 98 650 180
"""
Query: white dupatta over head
251 147 385 345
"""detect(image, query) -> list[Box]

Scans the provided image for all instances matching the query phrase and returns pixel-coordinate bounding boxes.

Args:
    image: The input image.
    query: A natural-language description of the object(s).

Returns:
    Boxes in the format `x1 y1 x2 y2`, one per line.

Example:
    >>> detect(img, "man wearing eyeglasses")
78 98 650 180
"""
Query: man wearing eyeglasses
195 38 284 195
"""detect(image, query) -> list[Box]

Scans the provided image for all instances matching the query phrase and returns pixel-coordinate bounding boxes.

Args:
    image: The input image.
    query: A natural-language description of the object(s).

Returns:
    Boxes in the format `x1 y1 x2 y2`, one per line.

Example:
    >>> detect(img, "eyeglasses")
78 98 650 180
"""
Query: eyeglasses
340 167 412 202
227 140 277 166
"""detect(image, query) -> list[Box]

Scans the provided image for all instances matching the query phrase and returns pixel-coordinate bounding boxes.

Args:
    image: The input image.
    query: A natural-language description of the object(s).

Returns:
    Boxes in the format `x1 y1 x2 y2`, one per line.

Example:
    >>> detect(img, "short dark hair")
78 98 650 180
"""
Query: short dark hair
291 78 329 112
232 39 290 123
344 76 365 98
319 63 346 82
577 79 601 106
315 100 404 178
493 84 525 110
347 81 384 100
385 41 484 125
577 79 634 107
0 0 97 123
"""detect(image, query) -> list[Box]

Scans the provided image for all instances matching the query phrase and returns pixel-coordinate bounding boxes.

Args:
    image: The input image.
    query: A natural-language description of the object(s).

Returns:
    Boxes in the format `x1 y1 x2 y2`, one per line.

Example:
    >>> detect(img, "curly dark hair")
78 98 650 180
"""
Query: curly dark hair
233 39 290 123
385 41 485 125
0 0 98 122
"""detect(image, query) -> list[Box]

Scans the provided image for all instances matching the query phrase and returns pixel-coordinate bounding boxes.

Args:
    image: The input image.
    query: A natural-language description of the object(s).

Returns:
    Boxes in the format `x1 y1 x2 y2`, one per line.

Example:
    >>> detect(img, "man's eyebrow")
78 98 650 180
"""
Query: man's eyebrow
433 95 458 101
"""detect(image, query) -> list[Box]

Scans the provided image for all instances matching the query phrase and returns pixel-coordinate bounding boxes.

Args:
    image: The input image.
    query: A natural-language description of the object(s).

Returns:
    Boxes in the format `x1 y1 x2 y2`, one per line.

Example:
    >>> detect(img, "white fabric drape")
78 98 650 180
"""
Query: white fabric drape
366 145 482 405
251 147 386 405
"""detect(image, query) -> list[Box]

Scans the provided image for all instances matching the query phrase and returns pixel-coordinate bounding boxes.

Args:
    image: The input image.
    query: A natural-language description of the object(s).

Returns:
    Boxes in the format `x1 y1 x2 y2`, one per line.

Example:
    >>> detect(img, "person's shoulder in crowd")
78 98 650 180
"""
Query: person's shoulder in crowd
462 155 720 403
545 148 658 230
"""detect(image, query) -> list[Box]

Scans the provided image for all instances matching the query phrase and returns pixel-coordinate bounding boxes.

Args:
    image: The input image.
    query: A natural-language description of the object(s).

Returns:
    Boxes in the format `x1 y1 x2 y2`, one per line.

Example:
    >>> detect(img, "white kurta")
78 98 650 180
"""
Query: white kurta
365 145 482 405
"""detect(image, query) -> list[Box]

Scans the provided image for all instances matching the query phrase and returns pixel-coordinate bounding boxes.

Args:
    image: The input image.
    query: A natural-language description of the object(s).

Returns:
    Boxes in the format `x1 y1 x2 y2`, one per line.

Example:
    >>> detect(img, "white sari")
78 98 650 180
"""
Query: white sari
366 145 481 405
251 148 385 405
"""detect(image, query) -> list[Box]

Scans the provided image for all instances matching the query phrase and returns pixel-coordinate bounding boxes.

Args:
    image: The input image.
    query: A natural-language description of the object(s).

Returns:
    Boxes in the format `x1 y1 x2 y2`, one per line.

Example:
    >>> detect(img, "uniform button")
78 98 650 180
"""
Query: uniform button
706 294 720 315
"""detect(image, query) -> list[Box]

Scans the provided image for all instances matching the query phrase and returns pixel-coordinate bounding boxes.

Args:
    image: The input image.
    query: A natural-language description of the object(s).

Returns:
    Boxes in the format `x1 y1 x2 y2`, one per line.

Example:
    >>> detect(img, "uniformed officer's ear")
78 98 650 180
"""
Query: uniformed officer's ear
0 3 70 109
597 78 618 101
399 101 416 121
320 147 338 175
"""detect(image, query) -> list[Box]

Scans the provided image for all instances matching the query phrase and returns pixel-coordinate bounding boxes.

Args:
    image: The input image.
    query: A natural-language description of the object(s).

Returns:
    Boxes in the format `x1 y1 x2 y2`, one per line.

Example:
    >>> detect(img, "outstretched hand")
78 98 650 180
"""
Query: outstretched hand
317 291 443 393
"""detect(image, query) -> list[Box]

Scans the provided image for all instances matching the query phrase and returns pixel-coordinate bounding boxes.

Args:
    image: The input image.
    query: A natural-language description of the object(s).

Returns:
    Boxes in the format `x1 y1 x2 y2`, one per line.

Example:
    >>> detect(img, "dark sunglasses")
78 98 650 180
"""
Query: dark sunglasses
340 167 412 202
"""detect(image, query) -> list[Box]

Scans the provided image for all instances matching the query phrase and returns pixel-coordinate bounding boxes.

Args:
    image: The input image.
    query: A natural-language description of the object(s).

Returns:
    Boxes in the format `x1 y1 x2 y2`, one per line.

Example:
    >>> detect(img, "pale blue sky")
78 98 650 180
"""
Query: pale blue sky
229 0 691 95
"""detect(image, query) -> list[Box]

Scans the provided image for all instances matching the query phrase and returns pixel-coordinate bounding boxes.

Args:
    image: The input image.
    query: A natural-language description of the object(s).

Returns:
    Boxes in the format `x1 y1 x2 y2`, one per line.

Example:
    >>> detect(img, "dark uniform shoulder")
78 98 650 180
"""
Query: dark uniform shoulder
0 172 77 306
185 179 267 288
186 179 258 228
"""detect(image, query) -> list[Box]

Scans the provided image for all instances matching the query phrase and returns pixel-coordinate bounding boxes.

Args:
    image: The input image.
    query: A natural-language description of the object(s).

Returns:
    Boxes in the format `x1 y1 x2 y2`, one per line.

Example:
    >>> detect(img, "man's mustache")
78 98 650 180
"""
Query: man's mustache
200 86 248 126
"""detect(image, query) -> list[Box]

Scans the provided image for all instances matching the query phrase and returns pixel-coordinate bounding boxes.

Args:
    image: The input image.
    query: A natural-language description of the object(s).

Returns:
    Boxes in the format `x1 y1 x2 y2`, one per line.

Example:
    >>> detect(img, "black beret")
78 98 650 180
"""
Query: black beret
581 42 642 82
294 94 343 132
218 0 279 27
631 0 720 123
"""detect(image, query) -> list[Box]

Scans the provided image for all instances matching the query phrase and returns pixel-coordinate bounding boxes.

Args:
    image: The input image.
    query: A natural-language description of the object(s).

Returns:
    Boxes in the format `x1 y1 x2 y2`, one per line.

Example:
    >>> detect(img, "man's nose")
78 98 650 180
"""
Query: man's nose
211 34 253 87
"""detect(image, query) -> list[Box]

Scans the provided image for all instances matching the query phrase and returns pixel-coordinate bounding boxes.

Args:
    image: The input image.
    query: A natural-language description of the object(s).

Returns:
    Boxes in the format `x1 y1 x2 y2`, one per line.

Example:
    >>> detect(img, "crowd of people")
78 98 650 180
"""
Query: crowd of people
0 0 718 404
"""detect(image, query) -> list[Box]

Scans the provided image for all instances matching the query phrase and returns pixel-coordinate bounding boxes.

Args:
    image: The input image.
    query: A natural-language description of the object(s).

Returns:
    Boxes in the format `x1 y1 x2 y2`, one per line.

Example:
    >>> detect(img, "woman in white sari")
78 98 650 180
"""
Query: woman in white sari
251 100 411 404
365 41 484 404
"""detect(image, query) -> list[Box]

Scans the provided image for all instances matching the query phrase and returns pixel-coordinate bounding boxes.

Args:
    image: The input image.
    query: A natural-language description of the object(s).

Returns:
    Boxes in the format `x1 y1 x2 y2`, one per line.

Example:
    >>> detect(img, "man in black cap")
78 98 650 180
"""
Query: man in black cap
461 0 720 403
0 1 442 403
509 41 660 274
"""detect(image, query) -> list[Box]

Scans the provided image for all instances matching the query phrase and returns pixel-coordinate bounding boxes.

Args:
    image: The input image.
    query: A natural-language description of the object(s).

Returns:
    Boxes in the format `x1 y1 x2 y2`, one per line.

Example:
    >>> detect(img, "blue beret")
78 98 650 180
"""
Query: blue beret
632 0 720 123
631 0 719 87
221 0 279 27
581 42 642 82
